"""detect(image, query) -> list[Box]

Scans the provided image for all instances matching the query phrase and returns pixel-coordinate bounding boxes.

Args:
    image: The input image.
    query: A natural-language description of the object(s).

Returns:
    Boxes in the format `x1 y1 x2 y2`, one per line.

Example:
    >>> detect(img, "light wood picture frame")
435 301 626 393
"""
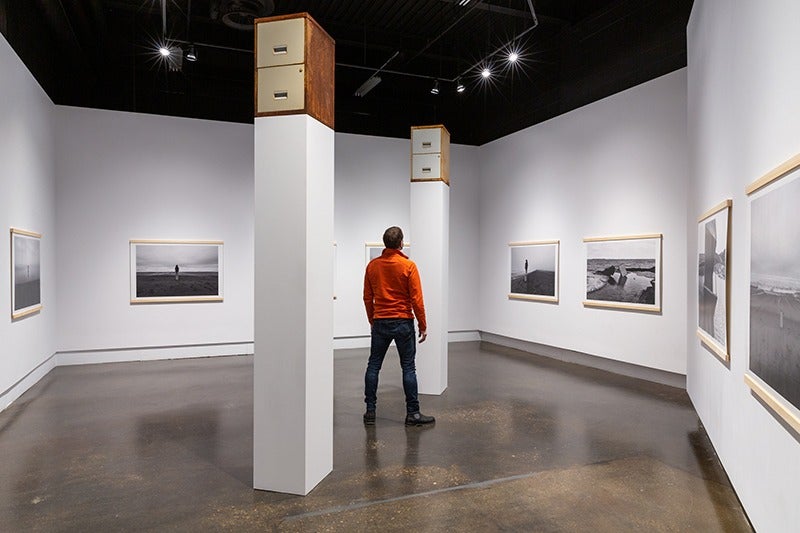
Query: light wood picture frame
696 199 732 363
508 240 559 303
130 240 224 304
10 228 43 319
583 234 662 312
333 242 337 300
745 153 800 433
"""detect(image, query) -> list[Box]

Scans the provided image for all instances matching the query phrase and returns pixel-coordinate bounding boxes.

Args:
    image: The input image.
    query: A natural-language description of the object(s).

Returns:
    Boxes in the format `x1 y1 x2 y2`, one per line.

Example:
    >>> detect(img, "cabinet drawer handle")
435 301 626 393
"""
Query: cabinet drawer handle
273 45 288 54
274 91 289 100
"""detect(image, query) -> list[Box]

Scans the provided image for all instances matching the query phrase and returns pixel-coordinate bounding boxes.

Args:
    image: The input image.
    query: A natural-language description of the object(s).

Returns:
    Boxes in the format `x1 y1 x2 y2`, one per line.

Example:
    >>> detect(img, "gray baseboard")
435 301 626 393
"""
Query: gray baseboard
478 331 686 389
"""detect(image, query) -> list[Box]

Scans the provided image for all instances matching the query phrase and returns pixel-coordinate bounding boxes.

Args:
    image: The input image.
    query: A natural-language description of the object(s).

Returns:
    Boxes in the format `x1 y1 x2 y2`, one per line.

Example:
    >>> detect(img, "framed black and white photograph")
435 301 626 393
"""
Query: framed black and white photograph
744 153 800 434
584 234 662 312
11 228 42 319
365 242 410 265
697 200 732 362
508 240 559 302
130 240 223 304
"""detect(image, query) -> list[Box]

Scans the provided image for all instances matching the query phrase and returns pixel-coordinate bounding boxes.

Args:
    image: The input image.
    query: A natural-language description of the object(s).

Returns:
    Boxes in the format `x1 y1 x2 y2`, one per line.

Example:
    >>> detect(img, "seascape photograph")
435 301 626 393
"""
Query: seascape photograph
131 241 223 302
697 203 730 353
509 242 558 301
12 229 42 317
749 173 800 410
585 235 661 310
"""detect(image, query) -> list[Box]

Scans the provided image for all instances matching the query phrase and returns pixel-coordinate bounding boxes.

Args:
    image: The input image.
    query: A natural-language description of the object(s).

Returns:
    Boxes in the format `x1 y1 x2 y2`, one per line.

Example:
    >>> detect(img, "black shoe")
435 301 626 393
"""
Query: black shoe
405 412 435 426
363 410 376 426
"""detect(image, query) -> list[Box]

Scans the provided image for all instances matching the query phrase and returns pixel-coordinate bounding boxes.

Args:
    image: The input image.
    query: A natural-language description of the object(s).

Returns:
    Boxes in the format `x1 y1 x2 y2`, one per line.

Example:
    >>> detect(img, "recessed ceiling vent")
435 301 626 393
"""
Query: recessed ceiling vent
215 0 274 31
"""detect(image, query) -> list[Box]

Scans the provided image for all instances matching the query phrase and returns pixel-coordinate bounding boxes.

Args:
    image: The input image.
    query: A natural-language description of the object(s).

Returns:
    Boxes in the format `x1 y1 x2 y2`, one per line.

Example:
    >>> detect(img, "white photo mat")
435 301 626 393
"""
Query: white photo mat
583 233 662 313
696 199 732 363
364 242 411 265
508 240 559 303
130 240 224 304
10 228 43 319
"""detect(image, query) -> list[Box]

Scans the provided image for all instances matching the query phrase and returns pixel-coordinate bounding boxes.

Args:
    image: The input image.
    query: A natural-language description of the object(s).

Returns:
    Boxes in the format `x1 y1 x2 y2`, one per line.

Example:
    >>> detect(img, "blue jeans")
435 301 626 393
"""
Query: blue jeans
365 318 419 414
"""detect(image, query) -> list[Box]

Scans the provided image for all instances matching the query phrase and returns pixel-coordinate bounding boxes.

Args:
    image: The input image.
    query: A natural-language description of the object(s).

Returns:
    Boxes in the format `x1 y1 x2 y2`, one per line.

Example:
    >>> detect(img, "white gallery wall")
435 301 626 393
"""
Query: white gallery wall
53 107 256 362
50 111 480 360
687 1 800 531
0 34 57 409
478 69 689 375
333 133 480 342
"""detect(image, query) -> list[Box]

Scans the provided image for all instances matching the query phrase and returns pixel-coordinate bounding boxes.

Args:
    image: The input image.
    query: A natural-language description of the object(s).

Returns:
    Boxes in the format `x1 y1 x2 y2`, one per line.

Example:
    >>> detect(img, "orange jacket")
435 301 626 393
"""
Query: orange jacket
363 248 427 331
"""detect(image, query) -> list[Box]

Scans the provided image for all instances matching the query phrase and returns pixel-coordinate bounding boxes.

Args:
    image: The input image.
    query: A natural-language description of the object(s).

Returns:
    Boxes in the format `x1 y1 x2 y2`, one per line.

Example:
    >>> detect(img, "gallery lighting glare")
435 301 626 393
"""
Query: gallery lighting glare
159 46 171 57
508 51 519 63
481 68 491 78
431 80 440 95
457 0 471 5
456 78 465 93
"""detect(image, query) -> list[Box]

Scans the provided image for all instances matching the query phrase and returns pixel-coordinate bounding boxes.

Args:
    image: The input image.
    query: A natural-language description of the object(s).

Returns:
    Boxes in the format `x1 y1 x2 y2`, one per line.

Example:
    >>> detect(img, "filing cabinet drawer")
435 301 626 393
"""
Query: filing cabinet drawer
256 17 305 68
412 153 442 180
257 64 305 114
411 127 443 154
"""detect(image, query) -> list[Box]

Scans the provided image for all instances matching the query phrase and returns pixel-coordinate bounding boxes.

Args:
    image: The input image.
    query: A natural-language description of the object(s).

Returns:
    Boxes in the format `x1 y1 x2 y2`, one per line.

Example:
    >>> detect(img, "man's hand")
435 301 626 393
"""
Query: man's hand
419 330 427 343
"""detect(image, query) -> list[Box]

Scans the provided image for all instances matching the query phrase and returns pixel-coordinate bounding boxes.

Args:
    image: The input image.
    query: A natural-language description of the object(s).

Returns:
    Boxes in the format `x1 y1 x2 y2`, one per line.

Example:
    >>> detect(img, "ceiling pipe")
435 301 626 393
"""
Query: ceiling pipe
161 0 166 37
524 0 539 26
405 0 481 65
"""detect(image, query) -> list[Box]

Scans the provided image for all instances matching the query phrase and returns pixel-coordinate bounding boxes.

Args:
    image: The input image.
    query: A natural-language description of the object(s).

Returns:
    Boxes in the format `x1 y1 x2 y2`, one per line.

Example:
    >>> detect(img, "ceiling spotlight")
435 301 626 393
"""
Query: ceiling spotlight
508 51 519 63
481 67 491 78
159 46 171 57
431 80 440 95
456 78 465 93
185 44 198 62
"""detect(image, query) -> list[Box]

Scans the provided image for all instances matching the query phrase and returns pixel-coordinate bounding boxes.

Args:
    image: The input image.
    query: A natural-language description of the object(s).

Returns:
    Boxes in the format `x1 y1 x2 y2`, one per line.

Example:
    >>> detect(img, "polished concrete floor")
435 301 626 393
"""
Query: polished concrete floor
0 342 752 531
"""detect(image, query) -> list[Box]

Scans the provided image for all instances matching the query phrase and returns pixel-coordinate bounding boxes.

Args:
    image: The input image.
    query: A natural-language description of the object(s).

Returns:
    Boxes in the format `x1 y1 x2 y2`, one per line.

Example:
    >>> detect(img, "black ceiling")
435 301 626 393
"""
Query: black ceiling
0 0 692 145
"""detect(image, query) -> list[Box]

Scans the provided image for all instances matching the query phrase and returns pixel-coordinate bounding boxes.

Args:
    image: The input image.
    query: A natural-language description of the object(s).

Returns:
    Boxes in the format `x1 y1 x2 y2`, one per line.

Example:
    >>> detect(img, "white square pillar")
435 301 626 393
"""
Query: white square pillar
253 114 334 495
409 125 450 395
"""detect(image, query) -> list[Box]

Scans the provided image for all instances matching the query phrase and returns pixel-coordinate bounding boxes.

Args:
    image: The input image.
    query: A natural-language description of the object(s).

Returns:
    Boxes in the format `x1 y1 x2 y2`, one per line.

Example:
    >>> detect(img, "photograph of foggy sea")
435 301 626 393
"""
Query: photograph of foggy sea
750 175 800 410
13 233 41 312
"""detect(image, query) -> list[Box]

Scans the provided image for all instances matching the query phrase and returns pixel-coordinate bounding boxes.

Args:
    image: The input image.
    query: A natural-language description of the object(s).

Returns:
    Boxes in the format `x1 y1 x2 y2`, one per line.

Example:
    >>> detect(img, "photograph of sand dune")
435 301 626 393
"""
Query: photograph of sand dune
584 234 662 312
746 158 800 425
508 241 559 302
130 240 223 303
11 228 42 319
697 200 731 362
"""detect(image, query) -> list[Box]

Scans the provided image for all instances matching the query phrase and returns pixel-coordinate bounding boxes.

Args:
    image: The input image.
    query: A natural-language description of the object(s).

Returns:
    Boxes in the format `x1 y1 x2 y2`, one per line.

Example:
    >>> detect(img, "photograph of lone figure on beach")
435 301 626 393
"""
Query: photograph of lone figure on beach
11 228 42 319
697 201 731 359
749 172 800 411
584 235 661 311
508 241 558 302
130 240 223 303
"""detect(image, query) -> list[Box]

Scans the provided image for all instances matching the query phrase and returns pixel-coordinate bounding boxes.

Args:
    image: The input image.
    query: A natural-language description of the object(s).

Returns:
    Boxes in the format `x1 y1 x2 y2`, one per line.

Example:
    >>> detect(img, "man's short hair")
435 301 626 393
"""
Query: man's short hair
383 226 404 249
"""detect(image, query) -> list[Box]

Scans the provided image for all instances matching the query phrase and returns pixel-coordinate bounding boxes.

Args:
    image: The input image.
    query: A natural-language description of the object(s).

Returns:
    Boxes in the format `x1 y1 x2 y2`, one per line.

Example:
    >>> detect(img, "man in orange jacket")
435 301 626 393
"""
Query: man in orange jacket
363 226 435 427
